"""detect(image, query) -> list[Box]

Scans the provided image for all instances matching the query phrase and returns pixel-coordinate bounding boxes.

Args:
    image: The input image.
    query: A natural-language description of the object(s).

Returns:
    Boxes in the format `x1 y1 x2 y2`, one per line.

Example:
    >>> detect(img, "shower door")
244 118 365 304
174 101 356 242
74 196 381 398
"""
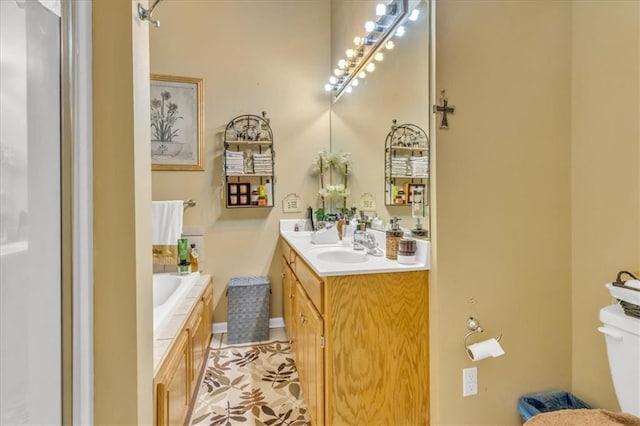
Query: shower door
0 0 62 423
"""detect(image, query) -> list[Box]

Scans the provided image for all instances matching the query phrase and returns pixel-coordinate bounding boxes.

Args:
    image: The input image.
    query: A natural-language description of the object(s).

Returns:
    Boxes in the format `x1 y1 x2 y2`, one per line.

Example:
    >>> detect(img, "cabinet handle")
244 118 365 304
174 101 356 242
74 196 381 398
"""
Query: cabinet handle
300 313 306 324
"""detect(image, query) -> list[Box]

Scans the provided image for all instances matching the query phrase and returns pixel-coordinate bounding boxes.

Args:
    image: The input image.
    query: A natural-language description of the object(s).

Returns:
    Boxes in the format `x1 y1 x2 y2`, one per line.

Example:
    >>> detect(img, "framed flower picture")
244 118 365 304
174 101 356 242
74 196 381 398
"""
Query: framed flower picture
150 74 204 171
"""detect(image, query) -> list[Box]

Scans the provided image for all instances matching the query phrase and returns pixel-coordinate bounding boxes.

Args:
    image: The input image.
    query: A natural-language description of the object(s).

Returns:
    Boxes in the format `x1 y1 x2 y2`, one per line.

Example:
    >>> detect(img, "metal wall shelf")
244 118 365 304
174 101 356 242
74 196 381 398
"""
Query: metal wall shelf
223 112 275 208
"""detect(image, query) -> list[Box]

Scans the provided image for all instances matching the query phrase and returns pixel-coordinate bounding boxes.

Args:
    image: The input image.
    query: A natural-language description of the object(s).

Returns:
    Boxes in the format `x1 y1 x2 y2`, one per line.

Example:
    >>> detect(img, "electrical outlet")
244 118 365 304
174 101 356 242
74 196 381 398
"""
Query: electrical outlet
463 367 478 397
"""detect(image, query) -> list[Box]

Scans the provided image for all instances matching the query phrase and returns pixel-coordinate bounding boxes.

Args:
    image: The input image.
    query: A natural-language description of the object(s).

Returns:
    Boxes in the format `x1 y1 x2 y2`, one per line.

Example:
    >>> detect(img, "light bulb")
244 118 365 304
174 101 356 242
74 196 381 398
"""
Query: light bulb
409 9 420 21
374 52 384 61
346 86 353 93
338 59 347 69
366 62 376 72
334 68 343 76
325 83 333 91
354 36 362 45
395 25 406 37
329 76 337 84
359 71 367 79
365 21 375 32
346 48 355 58
351 78 359 87
385 40 395 50
376 3 386 16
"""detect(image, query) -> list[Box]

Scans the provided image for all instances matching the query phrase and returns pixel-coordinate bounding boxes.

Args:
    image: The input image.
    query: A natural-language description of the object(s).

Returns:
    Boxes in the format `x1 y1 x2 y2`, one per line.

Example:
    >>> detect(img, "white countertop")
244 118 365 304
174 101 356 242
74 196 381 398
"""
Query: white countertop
153 273 211 374
280 219 430 277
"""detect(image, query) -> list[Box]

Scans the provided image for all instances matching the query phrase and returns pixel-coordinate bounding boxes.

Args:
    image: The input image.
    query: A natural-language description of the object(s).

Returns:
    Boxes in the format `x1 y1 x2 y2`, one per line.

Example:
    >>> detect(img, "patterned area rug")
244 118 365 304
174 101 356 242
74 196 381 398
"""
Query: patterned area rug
189 341 311 426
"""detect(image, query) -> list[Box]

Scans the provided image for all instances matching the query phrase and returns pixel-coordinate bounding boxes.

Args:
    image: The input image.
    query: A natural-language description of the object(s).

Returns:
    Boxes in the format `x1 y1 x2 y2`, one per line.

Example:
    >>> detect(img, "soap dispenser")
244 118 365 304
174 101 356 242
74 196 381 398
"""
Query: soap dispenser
385 217 403 260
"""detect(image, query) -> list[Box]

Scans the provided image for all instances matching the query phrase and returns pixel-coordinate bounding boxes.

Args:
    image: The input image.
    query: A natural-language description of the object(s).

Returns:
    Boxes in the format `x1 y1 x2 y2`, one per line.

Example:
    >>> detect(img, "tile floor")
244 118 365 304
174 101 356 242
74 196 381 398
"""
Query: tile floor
209 327 289 349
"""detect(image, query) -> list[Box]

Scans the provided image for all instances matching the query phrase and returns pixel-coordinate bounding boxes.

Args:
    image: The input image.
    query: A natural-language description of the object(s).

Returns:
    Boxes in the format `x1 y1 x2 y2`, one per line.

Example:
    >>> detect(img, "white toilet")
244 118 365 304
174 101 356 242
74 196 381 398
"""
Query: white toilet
598 303 640 417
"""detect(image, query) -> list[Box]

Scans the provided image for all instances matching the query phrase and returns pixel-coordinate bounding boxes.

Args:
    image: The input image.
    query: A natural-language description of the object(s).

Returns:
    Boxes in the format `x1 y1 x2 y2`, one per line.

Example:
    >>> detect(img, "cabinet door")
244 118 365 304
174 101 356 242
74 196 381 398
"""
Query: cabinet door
202 282 213 348
189 300 205 391
281 257 295 342
156 330 190 426
296 282 324 426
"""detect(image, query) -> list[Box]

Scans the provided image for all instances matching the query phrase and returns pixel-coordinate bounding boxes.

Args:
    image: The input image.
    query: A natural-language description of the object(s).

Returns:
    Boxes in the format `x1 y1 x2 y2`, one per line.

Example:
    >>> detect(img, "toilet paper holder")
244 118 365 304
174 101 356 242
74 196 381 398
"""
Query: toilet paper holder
464 317 502 360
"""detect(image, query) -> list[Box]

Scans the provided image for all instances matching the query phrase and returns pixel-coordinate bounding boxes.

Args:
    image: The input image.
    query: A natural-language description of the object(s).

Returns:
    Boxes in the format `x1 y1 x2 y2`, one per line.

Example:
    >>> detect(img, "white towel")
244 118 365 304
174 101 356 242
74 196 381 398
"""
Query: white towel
152 200 184 245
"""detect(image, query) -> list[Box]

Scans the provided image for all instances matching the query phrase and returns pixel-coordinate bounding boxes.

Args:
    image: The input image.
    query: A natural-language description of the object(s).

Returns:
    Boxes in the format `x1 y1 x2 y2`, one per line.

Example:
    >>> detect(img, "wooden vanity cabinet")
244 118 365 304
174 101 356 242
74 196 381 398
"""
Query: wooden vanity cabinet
155 279 214 426
187 300 205 392
281 238 429 425
281 257 295 342
295 282 324 426
156 330 190 426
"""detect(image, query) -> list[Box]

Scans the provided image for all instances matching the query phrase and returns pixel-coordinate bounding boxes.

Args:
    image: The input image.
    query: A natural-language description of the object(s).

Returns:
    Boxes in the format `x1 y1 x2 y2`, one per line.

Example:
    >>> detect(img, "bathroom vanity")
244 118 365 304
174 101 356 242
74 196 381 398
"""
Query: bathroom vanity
281 223 430 425
152 274 213 426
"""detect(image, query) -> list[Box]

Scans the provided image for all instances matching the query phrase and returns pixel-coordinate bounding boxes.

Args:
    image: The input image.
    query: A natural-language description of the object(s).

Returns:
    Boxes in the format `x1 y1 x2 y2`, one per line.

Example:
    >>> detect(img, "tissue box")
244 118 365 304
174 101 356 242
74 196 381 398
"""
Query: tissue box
227 276 270 344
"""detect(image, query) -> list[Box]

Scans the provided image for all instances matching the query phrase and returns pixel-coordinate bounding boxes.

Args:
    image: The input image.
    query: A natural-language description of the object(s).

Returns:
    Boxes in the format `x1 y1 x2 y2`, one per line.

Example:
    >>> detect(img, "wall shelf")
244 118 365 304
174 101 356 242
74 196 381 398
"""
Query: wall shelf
384 121 430 206
223 112 275 208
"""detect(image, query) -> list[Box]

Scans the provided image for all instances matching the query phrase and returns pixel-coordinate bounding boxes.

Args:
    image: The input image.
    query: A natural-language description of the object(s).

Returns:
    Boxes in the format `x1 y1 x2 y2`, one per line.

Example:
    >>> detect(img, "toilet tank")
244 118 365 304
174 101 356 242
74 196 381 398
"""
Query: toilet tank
599 304 640 417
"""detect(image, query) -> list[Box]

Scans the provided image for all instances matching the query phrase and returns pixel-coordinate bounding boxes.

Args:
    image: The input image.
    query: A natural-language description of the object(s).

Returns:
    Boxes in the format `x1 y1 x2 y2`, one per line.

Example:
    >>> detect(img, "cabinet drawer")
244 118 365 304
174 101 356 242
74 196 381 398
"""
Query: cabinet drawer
281 238 293 265
294 256 323 314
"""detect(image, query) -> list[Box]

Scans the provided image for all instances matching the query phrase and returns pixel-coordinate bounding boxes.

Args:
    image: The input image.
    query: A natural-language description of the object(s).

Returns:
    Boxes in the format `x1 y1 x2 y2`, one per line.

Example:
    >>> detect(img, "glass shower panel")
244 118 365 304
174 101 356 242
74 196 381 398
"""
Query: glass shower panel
0 1 62 424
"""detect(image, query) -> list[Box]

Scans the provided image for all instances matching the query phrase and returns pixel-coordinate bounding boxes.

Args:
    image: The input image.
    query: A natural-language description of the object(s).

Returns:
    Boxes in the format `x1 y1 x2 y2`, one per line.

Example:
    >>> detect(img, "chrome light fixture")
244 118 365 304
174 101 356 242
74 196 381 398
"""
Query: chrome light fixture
326 0 423 101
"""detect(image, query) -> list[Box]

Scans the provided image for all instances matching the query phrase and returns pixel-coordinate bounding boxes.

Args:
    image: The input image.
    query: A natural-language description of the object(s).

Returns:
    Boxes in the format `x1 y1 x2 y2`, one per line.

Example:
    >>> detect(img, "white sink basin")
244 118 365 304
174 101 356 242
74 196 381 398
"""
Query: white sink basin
312 247 368 264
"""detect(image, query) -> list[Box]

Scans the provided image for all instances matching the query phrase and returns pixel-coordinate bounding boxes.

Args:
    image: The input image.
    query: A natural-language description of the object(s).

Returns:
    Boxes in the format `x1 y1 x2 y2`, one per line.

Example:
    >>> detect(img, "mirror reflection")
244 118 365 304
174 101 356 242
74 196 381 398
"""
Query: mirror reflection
329 0 430 236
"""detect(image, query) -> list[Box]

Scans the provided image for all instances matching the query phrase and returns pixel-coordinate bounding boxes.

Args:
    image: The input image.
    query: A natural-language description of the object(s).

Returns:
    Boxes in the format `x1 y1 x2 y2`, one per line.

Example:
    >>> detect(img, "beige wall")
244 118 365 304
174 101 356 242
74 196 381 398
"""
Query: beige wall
433 1 573 424
149 1 331 323
571 0 640 410
93 1 153 424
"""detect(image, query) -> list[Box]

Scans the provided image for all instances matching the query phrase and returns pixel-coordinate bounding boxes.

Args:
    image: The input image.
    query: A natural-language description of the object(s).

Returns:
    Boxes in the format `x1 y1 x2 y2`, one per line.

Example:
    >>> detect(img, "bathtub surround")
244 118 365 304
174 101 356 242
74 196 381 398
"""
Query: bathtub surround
153 273 212 372
153 272 201 334
153 273 213 425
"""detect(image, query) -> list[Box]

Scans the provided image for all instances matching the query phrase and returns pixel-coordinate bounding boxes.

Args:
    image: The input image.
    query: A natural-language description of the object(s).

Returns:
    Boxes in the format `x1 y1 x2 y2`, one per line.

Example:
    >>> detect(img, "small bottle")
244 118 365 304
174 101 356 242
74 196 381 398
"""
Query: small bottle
251 188 259 205
258 185 267 206
189 243 199 273
265 179 273 206
385 217 403 260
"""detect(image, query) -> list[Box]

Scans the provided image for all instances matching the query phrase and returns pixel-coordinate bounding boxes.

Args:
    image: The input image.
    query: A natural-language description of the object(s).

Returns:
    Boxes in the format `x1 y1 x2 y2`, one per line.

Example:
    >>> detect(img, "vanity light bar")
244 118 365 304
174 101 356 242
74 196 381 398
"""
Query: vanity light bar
325 0 422 101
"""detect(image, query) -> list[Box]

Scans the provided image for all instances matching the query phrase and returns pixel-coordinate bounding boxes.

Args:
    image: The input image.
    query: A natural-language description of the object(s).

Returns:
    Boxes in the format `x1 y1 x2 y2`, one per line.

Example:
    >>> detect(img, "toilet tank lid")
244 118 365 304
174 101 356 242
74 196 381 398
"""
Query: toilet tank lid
600 304 640 336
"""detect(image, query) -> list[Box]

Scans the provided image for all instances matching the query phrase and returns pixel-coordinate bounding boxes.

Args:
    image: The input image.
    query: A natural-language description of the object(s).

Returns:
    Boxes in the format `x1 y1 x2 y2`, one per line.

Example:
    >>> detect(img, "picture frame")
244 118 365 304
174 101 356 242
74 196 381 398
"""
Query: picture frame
238 183 251 205
150 74 204 171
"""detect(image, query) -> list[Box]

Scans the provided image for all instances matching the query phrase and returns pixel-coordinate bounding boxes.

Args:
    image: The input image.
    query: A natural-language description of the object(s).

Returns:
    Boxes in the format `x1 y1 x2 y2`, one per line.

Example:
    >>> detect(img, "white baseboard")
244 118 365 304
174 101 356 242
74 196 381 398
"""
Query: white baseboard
212 317 284 334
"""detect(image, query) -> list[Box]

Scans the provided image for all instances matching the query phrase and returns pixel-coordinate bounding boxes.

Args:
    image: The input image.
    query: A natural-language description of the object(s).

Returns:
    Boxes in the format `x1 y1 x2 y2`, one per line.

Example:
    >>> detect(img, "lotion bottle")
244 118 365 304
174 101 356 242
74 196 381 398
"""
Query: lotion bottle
385 217 403 260
265 179 273 206
189 243 199 273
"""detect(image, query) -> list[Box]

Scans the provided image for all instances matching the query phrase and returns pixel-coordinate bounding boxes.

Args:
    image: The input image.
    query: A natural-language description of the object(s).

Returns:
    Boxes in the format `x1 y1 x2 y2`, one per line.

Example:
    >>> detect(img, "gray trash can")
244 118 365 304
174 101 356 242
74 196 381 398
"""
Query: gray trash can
227 276 270 344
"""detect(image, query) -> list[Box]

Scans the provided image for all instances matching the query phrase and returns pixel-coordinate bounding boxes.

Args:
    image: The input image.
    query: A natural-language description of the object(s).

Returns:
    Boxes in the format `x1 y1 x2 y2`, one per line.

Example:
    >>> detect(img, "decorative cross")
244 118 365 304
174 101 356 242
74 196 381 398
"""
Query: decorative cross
432 90 455 129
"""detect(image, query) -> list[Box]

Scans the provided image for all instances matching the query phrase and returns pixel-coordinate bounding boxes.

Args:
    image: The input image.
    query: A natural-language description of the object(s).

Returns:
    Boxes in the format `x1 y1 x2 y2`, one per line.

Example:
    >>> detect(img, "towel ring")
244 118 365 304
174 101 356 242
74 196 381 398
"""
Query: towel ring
464 317 502 361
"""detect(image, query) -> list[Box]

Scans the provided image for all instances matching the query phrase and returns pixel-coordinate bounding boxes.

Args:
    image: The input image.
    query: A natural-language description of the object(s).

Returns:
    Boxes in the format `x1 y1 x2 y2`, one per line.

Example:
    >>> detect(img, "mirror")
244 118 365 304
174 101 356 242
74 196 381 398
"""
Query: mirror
329 0 431 236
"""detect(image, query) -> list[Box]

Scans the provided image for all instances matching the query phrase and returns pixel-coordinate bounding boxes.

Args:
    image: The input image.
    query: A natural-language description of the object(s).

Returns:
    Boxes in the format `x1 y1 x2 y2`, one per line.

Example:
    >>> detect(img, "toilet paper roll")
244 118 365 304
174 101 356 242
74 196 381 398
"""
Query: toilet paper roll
467 338 505 362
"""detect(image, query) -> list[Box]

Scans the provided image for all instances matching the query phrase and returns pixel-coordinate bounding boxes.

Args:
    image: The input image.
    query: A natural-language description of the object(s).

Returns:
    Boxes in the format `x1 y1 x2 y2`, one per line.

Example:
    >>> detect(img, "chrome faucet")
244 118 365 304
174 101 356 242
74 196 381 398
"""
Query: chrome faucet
353 230 384 256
